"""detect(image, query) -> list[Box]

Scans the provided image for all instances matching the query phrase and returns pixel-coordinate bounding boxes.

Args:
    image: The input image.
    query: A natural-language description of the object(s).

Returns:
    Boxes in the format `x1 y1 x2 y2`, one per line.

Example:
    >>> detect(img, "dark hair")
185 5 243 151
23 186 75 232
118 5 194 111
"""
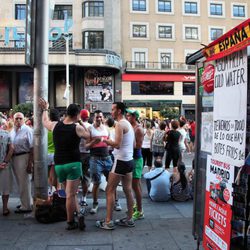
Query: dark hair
159 121 166 130
171 120 179 130
179 120 186 128
49 109 60 122
94 110 102 115
106 117 114 127
178 162 187 189
113 102 126 115
66 104 80 117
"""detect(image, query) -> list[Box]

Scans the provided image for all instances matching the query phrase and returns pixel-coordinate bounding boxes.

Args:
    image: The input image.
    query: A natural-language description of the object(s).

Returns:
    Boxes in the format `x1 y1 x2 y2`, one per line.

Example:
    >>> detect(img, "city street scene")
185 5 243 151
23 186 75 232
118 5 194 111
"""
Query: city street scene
0 1 250 250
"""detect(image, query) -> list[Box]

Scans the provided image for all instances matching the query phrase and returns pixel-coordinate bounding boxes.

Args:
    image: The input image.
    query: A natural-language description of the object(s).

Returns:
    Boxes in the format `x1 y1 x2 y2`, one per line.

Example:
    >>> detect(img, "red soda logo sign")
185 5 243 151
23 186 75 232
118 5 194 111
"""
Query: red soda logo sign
201 64 215 93
223 188 230 202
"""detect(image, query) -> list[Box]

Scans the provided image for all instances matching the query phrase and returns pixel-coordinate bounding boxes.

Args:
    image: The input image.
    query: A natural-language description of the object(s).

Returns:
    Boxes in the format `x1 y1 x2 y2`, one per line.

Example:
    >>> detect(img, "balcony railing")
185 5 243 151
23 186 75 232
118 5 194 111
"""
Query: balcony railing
125 61 195 72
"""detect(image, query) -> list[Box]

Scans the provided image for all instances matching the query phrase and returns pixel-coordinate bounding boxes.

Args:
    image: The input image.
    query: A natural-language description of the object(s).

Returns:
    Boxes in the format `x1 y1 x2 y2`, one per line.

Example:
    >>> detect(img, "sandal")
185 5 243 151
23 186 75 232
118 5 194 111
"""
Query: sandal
3 209 10 216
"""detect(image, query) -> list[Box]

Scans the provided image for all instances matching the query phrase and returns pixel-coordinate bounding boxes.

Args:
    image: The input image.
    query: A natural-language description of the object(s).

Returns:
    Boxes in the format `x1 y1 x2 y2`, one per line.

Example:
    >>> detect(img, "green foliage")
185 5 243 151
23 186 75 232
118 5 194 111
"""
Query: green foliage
160 106 180 120
12 103 33 117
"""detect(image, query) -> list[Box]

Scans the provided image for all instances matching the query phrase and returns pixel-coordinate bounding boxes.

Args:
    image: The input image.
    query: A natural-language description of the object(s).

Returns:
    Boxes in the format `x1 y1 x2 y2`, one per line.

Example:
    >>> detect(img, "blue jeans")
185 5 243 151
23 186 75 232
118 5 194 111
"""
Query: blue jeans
89 155 112 184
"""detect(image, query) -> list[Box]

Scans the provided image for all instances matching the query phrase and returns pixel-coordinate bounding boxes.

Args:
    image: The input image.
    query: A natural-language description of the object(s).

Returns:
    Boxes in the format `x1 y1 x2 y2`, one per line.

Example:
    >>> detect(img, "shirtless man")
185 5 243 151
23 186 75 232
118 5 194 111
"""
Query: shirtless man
96 102 135 229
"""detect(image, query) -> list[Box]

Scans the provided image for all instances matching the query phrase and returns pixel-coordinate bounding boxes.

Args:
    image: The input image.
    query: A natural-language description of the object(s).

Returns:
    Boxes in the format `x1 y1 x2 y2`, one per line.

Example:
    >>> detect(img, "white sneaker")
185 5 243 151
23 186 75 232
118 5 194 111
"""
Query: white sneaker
90 202 99 214
114 201 122 211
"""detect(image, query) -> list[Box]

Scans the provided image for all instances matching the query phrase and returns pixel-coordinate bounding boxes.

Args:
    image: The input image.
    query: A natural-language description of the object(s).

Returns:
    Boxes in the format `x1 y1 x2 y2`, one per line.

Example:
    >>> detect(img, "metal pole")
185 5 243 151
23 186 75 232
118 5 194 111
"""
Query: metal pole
33 0 49 199
66 35 70 107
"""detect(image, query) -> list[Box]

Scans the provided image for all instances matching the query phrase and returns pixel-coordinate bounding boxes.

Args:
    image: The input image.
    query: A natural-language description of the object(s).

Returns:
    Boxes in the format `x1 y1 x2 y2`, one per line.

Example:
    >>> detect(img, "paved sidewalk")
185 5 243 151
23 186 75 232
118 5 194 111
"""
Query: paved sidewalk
0 197 196 250
0 152 197 250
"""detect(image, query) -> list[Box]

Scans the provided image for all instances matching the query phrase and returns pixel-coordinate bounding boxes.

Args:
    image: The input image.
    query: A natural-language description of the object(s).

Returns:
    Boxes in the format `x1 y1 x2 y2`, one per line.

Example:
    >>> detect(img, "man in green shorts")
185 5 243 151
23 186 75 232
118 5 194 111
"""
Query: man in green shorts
126 109 144 220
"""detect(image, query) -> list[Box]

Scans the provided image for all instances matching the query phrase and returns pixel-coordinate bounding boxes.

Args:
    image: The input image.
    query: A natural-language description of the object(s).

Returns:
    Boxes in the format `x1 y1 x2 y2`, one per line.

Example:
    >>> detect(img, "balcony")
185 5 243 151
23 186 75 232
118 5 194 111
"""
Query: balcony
125 61 195 73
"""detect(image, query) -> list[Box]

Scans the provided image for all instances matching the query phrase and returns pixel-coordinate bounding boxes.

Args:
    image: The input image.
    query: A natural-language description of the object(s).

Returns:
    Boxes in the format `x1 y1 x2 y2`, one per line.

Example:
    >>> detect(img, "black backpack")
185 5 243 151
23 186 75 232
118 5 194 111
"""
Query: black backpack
35 191 67 224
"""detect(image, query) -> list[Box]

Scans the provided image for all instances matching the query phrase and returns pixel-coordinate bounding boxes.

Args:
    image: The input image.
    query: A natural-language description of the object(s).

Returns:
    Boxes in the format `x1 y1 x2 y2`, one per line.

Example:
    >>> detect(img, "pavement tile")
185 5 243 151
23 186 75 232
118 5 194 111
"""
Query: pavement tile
47 245 113 250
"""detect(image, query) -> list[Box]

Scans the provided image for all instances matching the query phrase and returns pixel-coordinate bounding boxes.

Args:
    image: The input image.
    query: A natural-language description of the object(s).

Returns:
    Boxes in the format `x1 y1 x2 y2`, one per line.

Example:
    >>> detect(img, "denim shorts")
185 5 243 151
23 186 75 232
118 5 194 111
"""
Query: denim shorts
89 155 112 184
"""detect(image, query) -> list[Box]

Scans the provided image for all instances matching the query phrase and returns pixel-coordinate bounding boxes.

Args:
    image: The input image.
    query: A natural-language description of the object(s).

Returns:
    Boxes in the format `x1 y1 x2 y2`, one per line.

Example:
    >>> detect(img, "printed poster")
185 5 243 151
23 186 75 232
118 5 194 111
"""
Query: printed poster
201 112 213 153
203 155 234 250
212 49 248 167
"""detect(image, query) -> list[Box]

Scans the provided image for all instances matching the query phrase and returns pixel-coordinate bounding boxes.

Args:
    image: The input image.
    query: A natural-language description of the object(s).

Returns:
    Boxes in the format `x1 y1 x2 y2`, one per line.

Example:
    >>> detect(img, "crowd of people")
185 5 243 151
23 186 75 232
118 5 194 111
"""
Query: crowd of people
0 103 195 231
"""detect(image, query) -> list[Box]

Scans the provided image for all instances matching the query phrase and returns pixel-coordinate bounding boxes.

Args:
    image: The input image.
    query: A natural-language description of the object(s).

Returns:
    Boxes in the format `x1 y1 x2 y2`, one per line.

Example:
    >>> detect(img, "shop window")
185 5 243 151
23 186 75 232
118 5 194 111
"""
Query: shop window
210 28 223 41
184 1 198 14
53 5 72 20
158 25 172 39
185 26 199 40
233 5 245 18
183 82 195 95
15 4 26 20
131 81 174 95
158 0 172 13
210 3 223 16
132 0 147 11
83 1 104 17
83 31 104 49
0 72 11 108
18 72 33 104
132 25 147 38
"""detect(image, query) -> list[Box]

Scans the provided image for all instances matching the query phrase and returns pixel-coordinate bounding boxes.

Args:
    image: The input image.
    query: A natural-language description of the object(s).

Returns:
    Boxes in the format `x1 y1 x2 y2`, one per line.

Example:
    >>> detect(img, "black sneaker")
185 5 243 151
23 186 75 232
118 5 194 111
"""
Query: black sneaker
66 221 78 230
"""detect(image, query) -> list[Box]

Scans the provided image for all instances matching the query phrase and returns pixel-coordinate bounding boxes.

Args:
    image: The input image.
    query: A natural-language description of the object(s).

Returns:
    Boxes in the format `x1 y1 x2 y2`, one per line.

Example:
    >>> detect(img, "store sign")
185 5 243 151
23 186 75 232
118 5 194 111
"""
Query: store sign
203 155 234 250
201 64 215 93
0 19 73 45
204 18 250 62
212 49 248 167
105 54 122 68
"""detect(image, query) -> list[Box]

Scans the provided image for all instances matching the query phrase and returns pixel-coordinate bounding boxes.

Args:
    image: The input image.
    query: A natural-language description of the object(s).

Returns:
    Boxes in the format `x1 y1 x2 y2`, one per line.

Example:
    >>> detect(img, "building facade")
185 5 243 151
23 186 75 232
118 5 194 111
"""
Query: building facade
0 0 249 119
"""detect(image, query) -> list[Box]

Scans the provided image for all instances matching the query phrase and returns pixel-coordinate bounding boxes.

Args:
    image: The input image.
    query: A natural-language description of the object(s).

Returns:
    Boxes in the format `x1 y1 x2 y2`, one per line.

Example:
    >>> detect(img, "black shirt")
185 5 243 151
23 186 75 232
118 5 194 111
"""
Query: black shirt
166 130 181 150
53 121 80 165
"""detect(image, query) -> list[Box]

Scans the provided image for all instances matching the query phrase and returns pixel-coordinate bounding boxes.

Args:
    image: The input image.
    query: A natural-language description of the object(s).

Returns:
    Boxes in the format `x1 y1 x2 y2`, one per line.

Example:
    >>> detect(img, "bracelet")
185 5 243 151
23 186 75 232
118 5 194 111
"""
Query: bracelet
43 109 49 112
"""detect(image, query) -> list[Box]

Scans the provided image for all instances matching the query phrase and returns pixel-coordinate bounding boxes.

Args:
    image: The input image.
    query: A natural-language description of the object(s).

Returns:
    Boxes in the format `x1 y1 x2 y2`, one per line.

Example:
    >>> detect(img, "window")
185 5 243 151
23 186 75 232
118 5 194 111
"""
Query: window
160 53 171 69
158 0 172 12
210 28 223 41
83 31 104 49
15 33 25 48
233 4 245 17
158 26 172 39
132 25 147 38
185 26 199 40
51 34 73 50
183 82 195 95
210 3 223 16
184 1 198 14
132 0 146 11
15 4 26 20
83 1 104 17
134 52 146 68
53 5 72 20
131 82 174 95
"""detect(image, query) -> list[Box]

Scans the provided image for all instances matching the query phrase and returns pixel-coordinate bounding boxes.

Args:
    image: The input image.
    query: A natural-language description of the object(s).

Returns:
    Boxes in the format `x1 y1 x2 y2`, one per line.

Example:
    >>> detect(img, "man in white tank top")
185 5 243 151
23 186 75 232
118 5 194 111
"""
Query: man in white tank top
96 102 135 230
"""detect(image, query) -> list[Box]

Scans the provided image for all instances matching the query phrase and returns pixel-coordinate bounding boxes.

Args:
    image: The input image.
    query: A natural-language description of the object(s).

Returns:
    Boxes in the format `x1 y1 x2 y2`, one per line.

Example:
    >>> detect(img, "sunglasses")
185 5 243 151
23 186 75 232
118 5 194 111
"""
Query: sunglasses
15 117 23 120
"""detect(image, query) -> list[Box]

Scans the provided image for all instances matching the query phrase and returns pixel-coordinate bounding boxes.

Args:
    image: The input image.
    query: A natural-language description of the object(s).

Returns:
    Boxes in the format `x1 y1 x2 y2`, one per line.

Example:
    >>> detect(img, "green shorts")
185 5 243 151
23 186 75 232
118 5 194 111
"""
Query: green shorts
133 157 143 179
55 162 82 183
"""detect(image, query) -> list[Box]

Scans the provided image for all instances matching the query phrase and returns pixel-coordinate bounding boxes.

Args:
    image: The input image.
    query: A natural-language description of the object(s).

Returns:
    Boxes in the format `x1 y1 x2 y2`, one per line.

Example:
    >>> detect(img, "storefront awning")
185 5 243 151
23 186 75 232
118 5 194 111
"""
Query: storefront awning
122 73 195 82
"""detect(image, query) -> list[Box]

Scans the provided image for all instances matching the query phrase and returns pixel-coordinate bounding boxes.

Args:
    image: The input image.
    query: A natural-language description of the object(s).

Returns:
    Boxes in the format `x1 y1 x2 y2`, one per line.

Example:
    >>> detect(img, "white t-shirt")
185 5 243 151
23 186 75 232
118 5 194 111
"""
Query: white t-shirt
144 168 171 201
178 128 187 151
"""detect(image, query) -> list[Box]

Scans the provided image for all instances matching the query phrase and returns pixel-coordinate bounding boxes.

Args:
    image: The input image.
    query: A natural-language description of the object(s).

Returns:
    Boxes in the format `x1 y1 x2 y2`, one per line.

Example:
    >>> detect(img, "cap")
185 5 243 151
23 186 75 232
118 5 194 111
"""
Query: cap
126 109 140 119
80 109 90 119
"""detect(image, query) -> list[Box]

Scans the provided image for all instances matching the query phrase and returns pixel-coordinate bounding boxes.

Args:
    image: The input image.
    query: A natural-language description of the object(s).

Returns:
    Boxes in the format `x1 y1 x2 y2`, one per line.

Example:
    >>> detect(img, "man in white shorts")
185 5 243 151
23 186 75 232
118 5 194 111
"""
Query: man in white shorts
96 102 135 230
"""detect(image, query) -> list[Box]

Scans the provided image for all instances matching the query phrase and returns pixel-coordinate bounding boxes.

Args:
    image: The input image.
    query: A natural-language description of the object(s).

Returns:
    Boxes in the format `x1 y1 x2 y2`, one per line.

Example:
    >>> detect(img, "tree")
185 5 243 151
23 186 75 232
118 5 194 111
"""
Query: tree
160 106 180 120
12 103 33 117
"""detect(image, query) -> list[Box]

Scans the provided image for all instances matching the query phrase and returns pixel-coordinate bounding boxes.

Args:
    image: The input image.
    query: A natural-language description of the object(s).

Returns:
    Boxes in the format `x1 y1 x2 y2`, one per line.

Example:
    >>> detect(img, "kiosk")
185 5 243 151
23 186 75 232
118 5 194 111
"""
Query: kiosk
186 18 250 250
